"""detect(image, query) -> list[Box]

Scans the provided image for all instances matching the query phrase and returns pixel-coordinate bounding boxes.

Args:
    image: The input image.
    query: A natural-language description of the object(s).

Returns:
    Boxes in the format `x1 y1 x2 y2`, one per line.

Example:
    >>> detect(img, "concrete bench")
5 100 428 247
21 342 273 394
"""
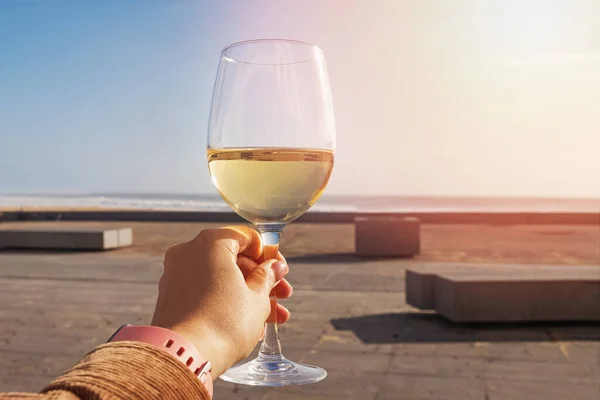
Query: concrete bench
355 216 420 257
0 226 133 250
406 264 600 322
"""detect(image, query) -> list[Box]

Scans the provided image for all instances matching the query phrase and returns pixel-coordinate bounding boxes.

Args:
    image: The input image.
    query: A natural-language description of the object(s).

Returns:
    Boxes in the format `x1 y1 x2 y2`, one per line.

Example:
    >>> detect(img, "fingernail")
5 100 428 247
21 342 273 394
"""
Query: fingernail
272 261 288 280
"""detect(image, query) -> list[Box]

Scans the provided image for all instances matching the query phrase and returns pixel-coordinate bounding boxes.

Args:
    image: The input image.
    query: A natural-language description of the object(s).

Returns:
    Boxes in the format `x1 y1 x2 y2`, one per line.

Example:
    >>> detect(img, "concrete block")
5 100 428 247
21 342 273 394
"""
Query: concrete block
405 269 436 309
0 227 133 250
355 216 420 257
406 264 600 322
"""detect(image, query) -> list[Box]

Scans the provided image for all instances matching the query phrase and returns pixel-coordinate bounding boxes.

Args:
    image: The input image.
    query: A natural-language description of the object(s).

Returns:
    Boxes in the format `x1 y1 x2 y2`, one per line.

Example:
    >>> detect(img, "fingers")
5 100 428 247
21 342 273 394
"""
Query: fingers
191 226 290 264
236 255 258 278
258 250 286 264
276 304 291 324
237 253 286 273
194 226 263 261
259 303 291 338
260 304 291 330
246 259 289 296
270 278 293 299
223 226 263 260
237 255 293 298
276 252 286 263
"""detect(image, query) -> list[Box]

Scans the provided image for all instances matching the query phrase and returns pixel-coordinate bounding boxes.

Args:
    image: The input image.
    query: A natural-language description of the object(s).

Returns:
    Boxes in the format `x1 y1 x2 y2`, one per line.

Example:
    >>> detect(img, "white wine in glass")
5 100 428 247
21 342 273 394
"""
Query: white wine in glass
207 40 335 386
208 148 334 224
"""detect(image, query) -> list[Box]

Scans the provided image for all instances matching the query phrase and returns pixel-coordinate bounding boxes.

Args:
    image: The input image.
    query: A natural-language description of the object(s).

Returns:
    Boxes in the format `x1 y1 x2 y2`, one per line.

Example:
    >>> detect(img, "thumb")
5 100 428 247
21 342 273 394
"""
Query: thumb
246 259 288 296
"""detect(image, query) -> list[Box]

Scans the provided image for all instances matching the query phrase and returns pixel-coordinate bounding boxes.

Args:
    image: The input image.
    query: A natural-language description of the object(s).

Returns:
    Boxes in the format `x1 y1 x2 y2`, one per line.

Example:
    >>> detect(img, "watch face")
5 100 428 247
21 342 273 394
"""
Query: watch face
106 324 130 343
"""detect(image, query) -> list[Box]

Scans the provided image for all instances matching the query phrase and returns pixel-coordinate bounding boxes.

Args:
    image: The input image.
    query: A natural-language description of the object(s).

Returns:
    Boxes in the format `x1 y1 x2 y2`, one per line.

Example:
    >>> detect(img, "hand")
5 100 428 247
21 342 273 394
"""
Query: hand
151 226 292 378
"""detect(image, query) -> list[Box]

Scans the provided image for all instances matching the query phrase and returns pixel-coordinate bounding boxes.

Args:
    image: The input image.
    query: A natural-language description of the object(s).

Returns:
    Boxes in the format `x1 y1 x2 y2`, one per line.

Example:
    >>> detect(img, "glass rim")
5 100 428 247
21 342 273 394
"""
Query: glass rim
221 39 324 65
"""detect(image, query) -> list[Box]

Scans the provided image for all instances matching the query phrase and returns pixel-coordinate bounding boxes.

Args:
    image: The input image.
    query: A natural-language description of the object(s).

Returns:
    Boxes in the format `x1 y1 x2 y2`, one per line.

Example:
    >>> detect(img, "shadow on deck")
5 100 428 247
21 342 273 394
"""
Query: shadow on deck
331 312 600 343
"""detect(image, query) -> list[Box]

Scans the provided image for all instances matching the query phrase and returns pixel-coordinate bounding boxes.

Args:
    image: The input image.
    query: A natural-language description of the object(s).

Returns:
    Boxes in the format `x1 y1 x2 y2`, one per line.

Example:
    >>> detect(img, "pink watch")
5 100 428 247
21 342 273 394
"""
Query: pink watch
108 325 213 398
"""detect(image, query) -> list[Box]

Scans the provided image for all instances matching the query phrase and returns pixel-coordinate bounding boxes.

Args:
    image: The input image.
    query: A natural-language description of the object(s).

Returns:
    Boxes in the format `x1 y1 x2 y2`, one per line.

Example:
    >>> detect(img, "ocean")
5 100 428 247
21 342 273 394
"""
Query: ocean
0 193 598 213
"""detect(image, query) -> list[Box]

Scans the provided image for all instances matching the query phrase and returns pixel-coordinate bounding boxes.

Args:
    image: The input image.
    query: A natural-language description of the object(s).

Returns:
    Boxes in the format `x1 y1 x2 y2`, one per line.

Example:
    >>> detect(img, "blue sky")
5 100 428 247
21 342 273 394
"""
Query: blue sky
1 0 599 197
1 0 225 193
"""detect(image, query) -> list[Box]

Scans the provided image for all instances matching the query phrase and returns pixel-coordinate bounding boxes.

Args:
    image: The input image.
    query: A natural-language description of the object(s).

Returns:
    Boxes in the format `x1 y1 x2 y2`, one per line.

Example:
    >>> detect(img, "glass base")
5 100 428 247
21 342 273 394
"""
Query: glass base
220 353 327 386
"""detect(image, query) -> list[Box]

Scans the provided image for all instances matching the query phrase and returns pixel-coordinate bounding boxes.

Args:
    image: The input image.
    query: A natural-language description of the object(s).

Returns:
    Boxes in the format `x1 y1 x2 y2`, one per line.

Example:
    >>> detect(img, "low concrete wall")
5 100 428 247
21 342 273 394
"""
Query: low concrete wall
1 210 598 225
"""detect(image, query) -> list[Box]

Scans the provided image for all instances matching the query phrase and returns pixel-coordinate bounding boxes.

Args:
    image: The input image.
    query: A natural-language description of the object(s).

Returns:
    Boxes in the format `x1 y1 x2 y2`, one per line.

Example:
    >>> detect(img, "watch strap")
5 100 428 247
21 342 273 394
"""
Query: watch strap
109 324 213 398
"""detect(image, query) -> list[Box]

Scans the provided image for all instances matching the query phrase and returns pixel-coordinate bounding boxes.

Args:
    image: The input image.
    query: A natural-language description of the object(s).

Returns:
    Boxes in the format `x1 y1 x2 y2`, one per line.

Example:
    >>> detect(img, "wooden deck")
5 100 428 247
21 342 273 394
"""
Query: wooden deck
1 249 599 399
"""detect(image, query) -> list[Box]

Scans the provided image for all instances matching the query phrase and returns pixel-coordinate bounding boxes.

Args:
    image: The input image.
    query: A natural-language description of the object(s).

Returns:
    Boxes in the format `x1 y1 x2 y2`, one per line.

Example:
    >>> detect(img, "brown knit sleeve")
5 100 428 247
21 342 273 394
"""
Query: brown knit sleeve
0 342 210 400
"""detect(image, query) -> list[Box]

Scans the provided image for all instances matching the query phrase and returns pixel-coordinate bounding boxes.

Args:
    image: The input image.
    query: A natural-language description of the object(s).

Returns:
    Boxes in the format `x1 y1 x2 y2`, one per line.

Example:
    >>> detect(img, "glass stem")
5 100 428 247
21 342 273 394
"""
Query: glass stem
256 224 285 359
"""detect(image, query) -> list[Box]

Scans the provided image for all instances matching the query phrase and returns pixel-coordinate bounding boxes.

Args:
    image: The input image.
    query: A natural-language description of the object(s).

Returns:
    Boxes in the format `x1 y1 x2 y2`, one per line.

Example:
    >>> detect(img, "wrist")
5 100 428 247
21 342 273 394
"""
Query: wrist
160 322 237 378
108 324 214 397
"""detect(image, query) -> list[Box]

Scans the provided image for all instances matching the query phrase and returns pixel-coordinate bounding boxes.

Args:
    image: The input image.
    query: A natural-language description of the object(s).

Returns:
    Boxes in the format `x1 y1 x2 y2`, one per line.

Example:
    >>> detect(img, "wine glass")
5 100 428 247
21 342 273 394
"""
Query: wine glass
206 39 335 386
